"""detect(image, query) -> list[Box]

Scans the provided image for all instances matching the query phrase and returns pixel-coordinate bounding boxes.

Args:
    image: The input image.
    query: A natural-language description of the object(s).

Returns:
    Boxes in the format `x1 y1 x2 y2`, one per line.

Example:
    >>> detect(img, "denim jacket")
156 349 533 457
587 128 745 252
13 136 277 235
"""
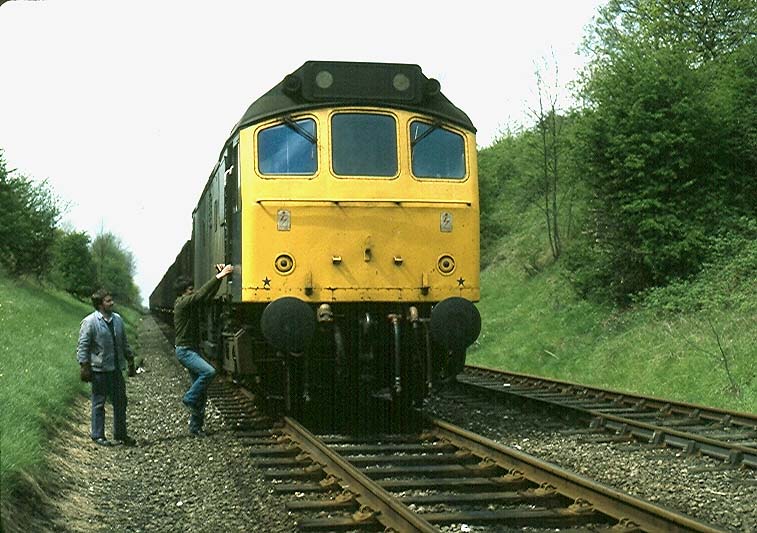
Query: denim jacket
77 311 133 372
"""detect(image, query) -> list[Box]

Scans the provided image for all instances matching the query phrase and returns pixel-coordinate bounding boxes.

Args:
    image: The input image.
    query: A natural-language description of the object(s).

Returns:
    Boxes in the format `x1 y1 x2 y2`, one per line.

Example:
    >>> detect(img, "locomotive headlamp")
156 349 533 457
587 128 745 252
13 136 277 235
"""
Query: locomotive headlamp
275 253 295 274
302 61 423 103
393 73 410 91
437 254 456 275
315 70 334 89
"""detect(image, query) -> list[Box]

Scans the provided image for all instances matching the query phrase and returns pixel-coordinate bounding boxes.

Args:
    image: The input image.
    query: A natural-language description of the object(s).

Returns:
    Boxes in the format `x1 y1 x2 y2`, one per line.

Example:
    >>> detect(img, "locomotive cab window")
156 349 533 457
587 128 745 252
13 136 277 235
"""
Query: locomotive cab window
258 117 317 176
410 121 466 179
331 113 397 177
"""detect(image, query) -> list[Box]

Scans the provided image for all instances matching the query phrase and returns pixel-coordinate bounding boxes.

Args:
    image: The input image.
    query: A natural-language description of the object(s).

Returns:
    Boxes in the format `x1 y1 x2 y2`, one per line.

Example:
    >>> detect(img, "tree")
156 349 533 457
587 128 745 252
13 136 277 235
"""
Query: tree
478 112 582 271
91 231 140 305
568 0 757 304
0 150 62 277
589 0 757 64
50 230 96 299
525 57 579 261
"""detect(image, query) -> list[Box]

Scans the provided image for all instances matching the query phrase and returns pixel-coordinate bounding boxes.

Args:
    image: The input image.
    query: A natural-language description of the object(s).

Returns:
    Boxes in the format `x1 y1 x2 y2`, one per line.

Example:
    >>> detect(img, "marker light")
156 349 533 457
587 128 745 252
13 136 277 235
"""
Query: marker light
275 253 295 274
438 255 456 275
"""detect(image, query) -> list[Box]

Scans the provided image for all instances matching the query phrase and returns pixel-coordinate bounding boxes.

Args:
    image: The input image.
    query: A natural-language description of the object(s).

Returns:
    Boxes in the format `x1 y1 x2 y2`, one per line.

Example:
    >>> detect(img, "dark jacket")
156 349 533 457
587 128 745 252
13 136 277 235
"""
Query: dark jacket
173 276 222 347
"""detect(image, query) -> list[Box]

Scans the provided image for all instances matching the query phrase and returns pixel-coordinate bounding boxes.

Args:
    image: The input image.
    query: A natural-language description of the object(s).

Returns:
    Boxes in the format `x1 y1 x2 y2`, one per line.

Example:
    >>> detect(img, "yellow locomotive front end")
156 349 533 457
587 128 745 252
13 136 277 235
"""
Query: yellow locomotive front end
239 107 479 305
220 62 480 429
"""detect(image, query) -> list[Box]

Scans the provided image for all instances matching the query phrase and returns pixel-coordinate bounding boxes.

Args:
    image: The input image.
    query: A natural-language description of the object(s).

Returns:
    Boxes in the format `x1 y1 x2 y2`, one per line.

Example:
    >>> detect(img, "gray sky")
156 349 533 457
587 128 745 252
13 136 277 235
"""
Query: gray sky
0 0 604 305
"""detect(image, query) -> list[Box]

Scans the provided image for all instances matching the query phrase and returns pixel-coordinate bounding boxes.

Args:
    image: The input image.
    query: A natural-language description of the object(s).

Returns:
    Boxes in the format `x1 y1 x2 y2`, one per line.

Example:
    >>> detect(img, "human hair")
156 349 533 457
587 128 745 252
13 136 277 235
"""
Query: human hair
174 276 193 296
90 288 111 310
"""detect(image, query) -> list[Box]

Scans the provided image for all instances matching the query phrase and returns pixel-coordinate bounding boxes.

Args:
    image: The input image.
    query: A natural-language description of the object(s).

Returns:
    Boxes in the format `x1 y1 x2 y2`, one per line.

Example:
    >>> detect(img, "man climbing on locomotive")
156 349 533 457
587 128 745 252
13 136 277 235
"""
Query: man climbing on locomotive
173 264 233 436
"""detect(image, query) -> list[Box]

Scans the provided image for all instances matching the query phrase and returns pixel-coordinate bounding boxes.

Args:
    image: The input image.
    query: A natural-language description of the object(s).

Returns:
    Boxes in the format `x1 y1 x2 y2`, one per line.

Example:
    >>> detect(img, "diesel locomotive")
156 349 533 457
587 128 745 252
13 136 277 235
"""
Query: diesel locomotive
150 61 481 429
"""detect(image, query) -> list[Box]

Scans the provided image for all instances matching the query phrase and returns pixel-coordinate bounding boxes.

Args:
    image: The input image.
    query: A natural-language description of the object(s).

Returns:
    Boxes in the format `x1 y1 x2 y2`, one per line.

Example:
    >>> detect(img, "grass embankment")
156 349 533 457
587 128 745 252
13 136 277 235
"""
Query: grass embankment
0 274 141 515
469 211 756 414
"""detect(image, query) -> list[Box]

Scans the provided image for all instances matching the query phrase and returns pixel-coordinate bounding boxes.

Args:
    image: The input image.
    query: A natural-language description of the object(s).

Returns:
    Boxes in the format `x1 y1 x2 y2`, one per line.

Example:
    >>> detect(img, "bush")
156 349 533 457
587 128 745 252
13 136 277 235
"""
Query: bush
0 153 61 277
91 232 141 306
636 217 757 313
568 2 757 305
49 230 96 300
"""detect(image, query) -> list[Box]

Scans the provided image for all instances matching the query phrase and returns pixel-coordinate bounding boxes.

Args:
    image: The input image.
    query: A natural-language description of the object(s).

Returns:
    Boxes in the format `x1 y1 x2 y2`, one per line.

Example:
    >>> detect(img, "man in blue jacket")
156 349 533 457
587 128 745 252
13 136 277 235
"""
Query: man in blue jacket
77 289 136 446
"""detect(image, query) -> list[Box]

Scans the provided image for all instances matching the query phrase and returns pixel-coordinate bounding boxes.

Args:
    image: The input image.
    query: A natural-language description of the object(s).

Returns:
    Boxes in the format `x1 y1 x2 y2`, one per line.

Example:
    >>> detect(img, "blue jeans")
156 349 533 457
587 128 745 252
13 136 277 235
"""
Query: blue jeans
175 346 216 431
91 370 127 440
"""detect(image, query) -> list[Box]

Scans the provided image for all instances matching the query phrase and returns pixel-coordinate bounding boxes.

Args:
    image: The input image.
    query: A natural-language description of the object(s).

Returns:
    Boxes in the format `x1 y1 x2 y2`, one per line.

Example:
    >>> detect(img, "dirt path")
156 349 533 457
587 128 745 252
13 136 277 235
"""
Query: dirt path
6 315 293 533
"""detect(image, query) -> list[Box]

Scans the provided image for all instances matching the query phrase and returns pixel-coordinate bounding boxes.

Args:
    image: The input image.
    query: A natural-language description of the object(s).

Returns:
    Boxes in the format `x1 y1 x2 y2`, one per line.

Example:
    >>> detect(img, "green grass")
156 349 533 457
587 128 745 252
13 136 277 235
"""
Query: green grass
0 273 140 507
469 218 757 414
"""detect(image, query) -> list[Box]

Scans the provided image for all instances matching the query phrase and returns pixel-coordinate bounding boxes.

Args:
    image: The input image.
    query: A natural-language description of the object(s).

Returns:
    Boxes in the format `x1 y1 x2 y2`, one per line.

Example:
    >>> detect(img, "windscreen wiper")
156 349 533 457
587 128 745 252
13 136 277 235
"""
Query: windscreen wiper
283 115 317 144
411 120 442 148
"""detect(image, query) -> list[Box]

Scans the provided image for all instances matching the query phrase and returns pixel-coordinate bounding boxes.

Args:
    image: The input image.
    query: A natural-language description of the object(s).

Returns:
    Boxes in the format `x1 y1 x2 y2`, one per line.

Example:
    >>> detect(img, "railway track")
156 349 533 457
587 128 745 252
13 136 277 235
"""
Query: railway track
208 378 726 532
459 365 757 470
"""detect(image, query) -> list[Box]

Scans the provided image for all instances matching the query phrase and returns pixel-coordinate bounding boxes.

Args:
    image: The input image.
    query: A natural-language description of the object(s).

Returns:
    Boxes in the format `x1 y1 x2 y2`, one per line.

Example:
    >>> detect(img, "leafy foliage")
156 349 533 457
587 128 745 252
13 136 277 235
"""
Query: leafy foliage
0 149 140 305
49 230 97 300
589 0 757 64
567 0 757 304
0 152 61 277
478 133 525 261
636 217 757 313
91 232 140 306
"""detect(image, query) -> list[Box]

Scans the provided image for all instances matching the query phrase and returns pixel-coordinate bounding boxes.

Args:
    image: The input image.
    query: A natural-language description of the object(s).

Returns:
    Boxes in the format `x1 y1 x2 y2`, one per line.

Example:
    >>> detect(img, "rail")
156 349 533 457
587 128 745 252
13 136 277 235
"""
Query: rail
460 365 757 469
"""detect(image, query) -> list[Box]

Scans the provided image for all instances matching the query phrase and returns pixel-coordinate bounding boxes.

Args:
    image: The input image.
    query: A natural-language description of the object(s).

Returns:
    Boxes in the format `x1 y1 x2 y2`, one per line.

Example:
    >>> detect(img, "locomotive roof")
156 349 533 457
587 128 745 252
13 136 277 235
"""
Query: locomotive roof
233 61 476 135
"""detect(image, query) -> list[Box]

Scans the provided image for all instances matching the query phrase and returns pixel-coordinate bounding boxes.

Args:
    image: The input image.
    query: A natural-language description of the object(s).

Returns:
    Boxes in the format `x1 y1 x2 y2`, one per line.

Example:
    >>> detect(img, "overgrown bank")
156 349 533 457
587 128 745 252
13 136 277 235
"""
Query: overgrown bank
469 207 756 413
0 274 140 525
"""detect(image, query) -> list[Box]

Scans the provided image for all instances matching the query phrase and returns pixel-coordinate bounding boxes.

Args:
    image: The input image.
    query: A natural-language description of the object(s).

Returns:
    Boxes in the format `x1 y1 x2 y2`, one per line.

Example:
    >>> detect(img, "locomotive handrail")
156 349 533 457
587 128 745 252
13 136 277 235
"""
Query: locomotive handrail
255 198 472 206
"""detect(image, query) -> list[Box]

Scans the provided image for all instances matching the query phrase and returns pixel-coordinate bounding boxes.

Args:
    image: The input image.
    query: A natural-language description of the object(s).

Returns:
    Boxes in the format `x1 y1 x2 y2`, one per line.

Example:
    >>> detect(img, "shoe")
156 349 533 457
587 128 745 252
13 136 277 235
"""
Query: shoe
116 435 137 446
182 399 201 417
189 429 207 438
93 437 113 446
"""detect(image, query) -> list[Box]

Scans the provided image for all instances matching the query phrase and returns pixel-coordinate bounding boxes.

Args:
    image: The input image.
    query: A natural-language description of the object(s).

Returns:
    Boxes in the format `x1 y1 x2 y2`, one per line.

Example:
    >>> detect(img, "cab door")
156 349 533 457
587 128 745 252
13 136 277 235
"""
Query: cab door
223 138 242 302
